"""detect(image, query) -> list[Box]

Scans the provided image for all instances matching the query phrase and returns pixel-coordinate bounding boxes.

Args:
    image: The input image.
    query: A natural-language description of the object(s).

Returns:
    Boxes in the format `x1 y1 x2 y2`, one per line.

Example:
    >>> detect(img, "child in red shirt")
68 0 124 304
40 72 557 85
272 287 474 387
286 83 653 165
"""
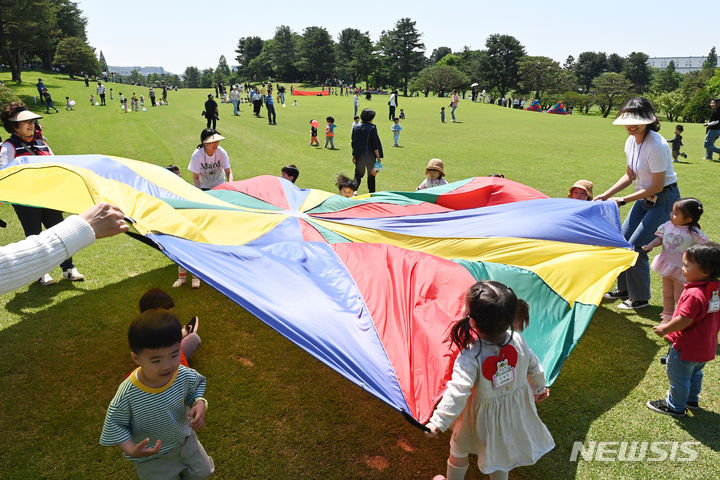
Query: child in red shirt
647 242 720 416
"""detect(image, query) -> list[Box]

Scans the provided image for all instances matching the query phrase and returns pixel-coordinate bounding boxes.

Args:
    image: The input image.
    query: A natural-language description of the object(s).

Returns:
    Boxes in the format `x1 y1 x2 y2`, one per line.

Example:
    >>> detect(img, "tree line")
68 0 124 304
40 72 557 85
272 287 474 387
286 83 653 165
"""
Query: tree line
3 9 720 122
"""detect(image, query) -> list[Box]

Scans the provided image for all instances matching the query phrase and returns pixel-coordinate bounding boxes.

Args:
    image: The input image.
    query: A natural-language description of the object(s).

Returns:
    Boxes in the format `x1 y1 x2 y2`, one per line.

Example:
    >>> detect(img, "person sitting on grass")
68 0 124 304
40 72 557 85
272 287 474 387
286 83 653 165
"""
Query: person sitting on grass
647 242 720 417
281 164 300 183
336 173 355 198
139 288 201 366
100 309 213 479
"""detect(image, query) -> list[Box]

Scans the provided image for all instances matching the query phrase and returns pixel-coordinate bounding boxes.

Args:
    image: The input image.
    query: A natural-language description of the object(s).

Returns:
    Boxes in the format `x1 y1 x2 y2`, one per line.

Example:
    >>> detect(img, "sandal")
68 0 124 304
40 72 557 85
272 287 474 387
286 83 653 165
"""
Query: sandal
185 316 199 335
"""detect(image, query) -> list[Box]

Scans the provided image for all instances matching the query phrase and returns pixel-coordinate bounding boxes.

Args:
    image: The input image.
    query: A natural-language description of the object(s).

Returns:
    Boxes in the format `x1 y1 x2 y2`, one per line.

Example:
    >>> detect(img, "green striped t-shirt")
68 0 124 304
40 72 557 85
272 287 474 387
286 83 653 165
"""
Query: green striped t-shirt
99 365 206 462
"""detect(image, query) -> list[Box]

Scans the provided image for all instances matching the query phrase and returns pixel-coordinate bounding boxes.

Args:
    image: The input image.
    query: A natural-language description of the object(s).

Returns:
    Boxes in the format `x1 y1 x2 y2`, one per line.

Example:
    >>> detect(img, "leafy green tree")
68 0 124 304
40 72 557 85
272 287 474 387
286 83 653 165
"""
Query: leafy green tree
650 90 684 122
623 51 651 92
706 68 720 97
98 50 108 72
336 28 364 81
53 36 99 76
557 91 588 113
347 32 376 86
517 56 564 100
165 74 181 87
376 18 426 95
128 69 143 85
680 69 714 101
563 55 575 70
297 26 335 82
682 88 713 122
246 43 274 81
436 54 461 68
234 36 263 76
592 72 633 117
214 55 231 85
574 51 607 93
411 65 469 97
199 68 214 88
429 47 452 64
478 34 526 98
0 0 53 81
42 0 88 69
183 66 200 88
271 25 298 81
606 53 625 73
703 46 717 70
651 61 681 93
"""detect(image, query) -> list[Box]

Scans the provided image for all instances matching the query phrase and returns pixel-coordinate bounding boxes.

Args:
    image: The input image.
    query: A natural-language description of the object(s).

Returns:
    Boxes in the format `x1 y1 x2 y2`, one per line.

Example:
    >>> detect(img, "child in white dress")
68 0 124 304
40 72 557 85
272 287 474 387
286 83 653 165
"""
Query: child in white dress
425 280 554 480
643 198 708 322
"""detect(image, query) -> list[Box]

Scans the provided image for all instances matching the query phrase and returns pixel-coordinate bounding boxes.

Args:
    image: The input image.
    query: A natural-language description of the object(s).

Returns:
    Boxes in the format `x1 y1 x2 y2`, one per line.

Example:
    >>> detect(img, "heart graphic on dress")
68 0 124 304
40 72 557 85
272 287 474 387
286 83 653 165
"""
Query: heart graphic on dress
481 344 518 380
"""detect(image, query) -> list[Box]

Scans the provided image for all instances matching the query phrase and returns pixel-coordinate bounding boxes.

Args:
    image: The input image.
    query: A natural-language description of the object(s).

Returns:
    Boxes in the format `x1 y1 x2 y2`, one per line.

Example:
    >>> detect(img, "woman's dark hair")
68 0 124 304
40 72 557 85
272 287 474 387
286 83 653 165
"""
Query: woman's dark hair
616 97 661 132
1 102 27 134
685 242 720 279
139 288 175 312
673 197 704 234
128 309 182 354
335 173 355 192
197 128 219 148
446 281 527 351
326 116 334 123
360 108 376 123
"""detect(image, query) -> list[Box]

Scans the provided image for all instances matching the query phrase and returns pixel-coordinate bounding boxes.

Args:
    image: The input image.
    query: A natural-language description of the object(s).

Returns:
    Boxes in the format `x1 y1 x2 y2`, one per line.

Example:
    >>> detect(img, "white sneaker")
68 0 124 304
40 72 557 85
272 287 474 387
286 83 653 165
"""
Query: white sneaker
39 273 56 286
191 277 201 289
62 267 85 281
172 278 186 288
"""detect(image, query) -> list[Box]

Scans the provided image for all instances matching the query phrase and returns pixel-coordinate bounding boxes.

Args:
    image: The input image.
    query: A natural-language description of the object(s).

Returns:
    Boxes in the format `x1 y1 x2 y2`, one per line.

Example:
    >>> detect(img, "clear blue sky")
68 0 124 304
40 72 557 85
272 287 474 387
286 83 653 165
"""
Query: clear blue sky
79 0 714 75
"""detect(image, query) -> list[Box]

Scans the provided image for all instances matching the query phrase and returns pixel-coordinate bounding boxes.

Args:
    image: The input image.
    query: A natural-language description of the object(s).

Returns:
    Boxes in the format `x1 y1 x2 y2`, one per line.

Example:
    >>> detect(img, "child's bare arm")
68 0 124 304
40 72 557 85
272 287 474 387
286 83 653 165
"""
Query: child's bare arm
653 314 693 337
119 438 162 458
642 236 662 252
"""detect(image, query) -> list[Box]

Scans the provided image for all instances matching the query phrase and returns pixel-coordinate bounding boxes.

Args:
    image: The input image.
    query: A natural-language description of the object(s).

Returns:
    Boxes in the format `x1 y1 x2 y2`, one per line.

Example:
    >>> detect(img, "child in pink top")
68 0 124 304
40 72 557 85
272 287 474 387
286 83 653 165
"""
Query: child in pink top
643 198 708 322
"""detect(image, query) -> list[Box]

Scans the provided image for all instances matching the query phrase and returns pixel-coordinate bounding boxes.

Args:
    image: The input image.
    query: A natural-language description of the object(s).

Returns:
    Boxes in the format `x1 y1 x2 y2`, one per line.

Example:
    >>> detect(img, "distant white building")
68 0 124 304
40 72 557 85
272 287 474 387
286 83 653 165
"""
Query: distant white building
108 66 169 76
647 57 717 74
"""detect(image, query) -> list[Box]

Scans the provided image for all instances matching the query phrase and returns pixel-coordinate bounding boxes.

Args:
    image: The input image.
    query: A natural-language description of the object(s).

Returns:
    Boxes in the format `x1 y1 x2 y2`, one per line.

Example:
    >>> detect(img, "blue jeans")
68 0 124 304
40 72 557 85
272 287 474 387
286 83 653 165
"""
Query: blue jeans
279 92 285 105
266 104 276 124
393 133 399 145
451 106 457 121
232 100 239 115
666 346 704 411
704 129 720 159
617 185 679 300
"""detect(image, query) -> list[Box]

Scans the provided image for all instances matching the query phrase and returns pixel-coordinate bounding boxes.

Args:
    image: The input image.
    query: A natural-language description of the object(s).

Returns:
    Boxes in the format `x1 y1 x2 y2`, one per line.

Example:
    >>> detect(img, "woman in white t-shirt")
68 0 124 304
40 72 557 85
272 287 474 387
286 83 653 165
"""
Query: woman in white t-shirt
188 128 233 190
595 97 680 310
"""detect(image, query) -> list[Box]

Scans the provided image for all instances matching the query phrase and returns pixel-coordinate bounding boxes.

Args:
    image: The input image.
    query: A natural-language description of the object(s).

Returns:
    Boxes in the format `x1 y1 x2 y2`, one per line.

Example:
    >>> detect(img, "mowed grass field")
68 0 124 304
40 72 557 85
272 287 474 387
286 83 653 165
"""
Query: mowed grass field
1 72 720 480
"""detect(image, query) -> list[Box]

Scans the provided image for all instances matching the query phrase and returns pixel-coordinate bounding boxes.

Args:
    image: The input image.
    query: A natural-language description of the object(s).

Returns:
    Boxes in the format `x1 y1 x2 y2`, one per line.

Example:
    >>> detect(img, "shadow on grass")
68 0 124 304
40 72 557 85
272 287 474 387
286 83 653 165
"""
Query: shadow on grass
525 305 660 479
679 409 720 452
0 262 460 480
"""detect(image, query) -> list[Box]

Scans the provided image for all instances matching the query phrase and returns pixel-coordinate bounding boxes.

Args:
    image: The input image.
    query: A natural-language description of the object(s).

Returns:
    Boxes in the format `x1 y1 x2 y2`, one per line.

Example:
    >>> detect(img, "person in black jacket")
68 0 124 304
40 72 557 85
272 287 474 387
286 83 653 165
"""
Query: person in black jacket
351 108 383 193
703 98 720 160
204 94 218 129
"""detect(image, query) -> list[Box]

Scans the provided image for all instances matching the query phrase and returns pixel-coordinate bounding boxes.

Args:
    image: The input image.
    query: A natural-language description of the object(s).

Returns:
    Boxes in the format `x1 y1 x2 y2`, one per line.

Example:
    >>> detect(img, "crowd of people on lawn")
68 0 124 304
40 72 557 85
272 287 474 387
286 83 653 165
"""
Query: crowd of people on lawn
1 93 720 480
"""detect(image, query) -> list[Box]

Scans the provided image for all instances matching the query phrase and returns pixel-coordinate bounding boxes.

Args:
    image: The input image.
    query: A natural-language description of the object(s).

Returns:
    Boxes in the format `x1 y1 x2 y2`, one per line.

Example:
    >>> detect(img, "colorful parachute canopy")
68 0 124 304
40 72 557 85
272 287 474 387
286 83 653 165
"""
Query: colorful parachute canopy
547 101 568 115
525 99 542 112
0 155 636 426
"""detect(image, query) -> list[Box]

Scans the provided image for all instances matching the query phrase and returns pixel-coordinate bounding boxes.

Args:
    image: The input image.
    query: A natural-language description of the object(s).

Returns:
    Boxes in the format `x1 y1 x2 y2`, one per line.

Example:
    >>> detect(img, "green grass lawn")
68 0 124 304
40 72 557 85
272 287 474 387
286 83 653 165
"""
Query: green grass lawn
1 72 719 480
